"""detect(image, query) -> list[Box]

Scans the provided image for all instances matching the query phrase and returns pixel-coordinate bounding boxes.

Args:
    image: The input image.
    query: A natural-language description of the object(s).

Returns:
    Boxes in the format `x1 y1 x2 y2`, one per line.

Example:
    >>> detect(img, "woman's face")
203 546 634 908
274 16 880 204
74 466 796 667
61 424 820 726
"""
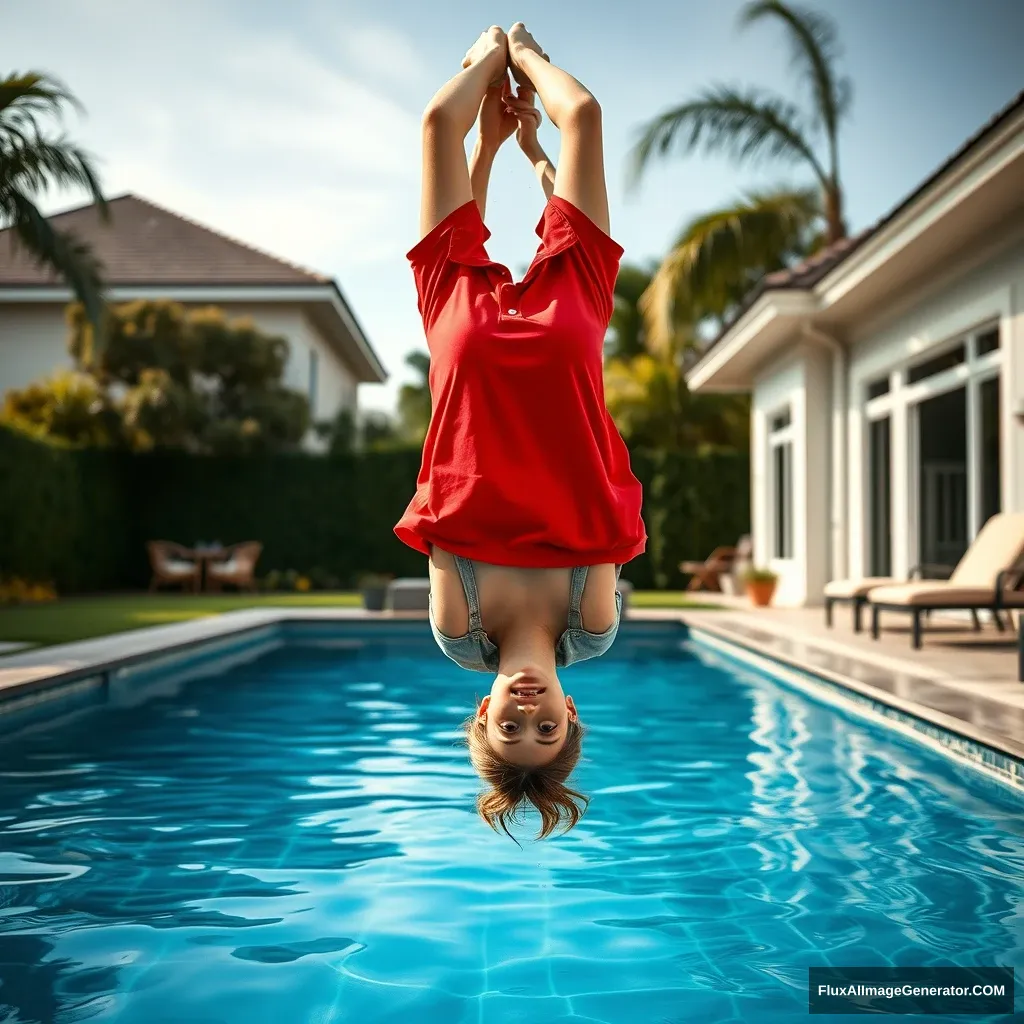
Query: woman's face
478 669 578 767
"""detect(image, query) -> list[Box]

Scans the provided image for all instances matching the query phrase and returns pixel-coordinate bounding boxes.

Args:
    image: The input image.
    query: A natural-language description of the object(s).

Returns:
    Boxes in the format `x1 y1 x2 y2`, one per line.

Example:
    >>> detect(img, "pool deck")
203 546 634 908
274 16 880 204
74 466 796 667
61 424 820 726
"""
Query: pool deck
0 602 1020 762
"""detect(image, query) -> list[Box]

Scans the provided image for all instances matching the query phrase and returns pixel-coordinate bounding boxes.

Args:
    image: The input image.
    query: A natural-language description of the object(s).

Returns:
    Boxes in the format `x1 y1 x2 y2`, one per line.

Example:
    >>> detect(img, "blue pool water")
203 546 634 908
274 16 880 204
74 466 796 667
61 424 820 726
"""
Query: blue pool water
0 628 1021 1023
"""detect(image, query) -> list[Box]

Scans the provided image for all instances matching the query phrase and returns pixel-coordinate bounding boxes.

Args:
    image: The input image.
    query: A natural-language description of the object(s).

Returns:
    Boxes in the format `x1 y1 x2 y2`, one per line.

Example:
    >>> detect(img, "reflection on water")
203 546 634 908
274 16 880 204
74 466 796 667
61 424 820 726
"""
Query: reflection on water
0 635 1021 1023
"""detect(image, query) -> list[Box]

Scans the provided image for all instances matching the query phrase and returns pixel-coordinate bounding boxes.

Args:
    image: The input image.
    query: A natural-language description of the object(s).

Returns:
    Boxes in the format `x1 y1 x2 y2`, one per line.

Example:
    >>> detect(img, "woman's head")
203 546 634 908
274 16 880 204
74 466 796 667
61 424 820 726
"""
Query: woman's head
463 669 588 839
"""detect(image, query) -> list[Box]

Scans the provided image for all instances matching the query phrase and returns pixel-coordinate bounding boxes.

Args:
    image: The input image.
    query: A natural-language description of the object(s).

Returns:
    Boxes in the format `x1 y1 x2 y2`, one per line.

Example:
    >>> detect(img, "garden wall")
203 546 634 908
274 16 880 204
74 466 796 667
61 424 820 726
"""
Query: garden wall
0 426 749 592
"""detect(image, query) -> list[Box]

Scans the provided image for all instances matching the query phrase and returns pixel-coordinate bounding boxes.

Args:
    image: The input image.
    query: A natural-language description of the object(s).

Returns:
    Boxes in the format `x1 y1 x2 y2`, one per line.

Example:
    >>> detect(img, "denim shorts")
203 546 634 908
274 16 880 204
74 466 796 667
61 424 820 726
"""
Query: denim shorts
429 555 623 673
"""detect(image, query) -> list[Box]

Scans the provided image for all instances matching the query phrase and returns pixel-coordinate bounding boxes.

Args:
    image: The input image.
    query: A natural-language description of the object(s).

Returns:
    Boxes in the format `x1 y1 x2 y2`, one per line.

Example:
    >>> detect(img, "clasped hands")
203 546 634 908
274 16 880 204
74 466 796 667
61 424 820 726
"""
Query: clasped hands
477 73 543 158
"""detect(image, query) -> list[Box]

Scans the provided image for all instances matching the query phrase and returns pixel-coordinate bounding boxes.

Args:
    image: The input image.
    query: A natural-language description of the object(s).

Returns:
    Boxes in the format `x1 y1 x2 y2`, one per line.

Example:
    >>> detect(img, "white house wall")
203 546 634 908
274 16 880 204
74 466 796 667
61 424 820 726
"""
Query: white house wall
846 237 1024 579
752 349 829 607
0 305 69 398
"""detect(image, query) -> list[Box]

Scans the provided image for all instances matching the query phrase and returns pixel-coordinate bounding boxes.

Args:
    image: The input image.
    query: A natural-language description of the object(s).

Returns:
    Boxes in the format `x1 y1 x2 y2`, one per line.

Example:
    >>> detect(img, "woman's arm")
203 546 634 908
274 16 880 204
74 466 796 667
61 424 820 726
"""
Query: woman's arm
471 76 519 219
521 139 555 200
469 136 499 218
508 88 555 200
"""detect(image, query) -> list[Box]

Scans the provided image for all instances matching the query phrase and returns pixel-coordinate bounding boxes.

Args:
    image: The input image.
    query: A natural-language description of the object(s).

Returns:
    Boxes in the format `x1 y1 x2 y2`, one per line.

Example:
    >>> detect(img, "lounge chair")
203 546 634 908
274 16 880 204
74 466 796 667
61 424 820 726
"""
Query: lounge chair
206 542 263 592
867 512 1024 648
679 536 753 593
825 576 939 633
147 541 201 593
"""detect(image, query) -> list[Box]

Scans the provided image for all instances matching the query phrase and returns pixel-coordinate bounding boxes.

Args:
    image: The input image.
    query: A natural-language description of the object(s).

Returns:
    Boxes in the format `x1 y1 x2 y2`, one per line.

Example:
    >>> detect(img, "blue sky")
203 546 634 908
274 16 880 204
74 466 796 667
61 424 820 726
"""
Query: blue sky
5 0 1023 411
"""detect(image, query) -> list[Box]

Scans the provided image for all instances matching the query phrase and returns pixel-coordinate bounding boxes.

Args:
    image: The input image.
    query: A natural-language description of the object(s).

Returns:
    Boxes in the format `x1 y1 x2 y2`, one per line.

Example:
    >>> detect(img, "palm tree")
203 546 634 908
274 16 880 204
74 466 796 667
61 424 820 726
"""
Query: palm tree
396 350 431 442
641 187 820 351
0 72 107 331
607 263 656 360
630 1 850 345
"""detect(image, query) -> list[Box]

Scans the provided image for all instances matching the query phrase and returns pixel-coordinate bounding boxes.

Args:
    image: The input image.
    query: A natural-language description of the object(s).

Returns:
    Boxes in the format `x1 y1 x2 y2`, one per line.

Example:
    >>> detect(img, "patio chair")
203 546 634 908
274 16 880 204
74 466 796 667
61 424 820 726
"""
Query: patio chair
206 542 263 592
680 546 737 592
867 512 1024 648
147 541 201 593
680 536 752 594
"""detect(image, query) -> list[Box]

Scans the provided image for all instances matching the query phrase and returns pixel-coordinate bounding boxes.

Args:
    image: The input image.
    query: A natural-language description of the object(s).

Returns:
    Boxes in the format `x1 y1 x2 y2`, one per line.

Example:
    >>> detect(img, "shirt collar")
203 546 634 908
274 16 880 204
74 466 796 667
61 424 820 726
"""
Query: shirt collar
533 201 579 262
447 211 494 267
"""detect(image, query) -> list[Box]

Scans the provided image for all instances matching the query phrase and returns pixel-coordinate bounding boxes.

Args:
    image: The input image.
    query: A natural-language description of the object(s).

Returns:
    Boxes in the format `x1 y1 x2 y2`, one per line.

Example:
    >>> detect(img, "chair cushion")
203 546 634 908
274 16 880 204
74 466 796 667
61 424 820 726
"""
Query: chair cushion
164 560 196 576
209 559 239 576
868 582 1024 607
824 577 895 599
949 511 1024 587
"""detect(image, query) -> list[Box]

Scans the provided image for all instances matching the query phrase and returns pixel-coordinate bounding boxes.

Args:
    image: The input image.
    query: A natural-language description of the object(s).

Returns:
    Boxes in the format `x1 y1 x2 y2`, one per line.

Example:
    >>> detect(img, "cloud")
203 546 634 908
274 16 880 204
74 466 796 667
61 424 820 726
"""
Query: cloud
8 0 423 271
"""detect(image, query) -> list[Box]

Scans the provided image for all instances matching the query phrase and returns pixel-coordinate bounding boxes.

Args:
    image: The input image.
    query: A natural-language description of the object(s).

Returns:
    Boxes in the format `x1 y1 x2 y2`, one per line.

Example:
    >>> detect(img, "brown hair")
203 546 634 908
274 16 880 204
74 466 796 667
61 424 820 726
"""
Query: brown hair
462 711 589 840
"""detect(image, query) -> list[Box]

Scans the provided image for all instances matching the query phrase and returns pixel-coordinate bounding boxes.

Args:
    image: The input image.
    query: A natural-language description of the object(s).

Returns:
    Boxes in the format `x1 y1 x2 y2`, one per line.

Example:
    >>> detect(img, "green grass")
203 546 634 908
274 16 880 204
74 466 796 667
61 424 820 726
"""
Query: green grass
0 590 721 648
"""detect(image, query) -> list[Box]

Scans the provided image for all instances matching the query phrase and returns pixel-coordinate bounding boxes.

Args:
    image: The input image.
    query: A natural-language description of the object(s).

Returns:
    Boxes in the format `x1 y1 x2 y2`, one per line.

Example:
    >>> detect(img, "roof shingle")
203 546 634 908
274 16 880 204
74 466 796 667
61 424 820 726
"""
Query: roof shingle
0 193 328 288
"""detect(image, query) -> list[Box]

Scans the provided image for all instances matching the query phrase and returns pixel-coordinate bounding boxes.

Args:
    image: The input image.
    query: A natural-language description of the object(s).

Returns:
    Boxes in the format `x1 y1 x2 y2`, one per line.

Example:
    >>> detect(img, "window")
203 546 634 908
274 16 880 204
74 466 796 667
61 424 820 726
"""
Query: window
979 375 1001 527
308 349 319 418
907 343 965 384
866 376 890 400
868 417 892 576
769 407 794 560
976 327 1000 357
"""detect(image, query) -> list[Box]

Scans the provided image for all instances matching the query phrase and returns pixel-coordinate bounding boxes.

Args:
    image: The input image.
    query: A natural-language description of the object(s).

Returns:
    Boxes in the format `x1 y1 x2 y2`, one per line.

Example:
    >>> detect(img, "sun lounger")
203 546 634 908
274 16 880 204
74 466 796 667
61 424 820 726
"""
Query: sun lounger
866 512 1024 648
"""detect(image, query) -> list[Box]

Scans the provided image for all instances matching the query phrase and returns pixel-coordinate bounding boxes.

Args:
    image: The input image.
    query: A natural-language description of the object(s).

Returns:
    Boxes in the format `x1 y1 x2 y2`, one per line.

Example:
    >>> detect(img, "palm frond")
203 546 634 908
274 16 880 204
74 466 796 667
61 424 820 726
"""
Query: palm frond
3 190 106 333
0 72 80 131
639 187 822 352
629 85 826 188
0 136 107 215
739 1 851 171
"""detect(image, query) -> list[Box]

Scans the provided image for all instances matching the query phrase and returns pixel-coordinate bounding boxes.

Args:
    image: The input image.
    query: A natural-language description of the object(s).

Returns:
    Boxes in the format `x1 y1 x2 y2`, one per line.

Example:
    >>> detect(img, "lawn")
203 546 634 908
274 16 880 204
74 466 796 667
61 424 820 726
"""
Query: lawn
0 590 721 648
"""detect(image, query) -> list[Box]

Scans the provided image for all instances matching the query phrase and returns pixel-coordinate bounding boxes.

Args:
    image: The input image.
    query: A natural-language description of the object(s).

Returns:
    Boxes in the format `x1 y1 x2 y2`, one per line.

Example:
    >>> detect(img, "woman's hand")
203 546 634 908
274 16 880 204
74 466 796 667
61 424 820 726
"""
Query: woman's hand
477 74 518 153
506 86 543 155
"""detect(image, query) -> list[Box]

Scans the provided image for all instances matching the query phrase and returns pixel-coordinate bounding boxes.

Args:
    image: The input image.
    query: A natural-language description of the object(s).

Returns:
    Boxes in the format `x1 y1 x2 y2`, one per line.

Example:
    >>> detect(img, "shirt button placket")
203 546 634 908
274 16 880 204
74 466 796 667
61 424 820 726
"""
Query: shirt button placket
499 282 519 319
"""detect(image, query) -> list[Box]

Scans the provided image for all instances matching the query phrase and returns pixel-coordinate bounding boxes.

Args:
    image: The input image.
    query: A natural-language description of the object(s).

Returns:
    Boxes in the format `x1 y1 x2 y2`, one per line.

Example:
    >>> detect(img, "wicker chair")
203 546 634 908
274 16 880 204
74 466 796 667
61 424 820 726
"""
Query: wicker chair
206 542 263 592
147 541 201 593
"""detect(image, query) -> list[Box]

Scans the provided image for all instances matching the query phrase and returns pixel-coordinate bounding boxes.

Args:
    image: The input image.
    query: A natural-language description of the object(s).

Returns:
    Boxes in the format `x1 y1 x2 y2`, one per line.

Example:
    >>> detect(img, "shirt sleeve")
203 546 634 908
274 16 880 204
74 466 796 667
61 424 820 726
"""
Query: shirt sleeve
546 196 625 324
406 201 485 332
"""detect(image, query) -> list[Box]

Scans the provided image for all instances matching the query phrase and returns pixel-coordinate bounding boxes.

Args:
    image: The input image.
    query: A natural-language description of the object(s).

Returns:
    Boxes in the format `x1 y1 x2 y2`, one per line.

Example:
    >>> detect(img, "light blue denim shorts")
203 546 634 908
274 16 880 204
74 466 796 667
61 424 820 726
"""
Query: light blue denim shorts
429 555 623 673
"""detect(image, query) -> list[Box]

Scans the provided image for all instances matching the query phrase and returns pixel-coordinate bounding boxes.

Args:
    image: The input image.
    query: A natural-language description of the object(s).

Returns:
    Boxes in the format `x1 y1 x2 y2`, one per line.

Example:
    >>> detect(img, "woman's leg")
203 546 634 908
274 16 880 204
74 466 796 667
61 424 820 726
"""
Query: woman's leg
507 23 609 234
420 27 507 237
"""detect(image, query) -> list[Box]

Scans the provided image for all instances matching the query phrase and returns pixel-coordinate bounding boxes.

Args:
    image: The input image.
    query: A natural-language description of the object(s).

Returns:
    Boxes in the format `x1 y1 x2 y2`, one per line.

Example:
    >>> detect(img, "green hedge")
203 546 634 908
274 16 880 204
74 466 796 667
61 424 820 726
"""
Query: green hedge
0 428 137 591
0 426 749 592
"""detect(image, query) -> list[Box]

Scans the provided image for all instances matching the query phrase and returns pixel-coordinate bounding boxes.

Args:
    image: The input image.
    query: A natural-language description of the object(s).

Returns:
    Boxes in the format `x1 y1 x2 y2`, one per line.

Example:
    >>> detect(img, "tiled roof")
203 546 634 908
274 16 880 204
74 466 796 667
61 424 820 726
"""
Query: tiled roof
700 87 1024 353
0 193 329 288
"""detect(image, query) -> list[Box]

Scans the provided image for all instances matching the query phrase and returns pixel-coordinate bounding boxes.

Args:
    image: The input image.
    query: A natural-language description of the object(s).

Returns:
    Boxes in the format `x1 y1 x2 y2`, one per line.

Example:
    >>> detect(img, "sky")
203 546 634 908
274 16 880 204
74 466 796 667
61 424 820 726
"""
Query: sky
4 0 1023 413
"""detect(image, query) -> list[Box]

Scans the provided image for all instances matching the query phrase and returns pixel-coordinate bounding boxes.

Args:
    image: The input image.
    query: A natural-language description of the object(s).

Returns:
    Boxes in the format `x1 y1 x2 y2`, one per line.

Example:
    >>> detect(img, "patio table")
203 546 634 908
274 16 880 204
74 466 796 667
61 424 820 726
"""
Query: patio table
189 544 227 592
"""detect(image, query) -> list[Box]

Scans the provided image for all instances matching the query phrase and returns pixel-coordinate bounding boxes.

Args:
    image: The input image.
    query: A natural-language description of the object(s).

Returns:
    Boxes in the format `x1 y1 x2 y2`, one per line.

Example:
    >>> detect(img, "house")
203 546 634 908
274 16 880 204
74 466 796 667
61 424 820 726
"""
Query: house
686 91 1024 607
0 194 387 442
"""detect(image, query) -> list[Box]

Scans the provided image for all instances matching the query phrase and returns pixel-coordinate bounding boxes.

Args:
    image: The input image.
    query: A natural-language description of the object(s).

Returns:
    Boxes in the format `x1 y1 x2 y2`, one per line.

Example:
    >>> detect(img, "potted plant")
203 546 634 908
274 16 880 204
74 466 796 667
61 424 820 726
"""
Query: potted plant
743 567 778 607
358 572 394 611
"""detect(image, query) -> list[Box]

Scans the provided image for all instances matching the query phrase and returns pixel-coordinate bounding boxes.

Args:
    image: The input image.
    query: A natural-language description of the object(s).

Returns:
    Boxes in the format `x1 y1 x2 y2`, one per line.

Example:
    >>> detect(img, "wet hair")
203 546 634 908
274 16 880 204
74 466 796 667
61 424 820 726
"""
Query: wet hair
462 710 589 840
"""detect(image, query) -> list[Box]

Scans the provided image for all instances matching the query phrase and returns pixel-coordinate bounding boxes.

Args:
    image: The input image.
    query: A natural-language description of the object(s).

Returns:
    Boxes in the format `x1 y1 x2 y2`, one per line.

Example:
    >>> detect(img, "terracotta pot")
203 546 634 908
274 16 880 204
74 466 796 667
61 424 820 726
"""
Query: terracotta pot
746 580 777 607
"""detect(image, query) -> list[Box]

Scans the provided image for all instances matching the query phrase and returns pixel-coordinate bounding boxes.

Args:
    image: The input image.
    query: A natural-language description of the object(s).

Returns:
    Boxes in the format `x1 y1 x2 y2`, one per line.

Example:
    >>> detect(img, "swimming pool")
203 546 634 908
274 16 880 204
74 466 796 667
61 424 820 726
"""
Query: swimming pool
0 626 1021 1023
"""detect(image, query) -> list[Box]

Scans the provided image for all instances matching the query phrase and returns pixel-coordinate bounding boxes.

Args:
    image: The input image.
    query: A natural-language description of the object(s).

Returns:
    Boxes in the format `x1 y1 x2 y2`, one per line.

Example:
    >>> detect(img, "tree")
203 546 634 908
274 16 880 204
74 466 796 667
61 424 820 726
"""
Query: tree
604 353 750 454
0 72 107 332
2 300 311 453
630 1 850 346
396 350 431 443
607 263 657 360
1 369 116 446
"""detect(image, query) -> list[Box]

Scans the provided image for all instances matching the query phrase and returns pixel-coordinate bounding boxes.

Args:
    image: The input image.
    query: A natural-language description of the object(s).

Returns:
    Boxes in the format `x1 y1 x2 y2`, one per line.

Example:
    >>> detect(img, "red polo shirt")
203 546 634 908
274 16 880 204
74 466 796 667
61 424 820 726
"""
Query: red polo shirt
394 195 646 568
